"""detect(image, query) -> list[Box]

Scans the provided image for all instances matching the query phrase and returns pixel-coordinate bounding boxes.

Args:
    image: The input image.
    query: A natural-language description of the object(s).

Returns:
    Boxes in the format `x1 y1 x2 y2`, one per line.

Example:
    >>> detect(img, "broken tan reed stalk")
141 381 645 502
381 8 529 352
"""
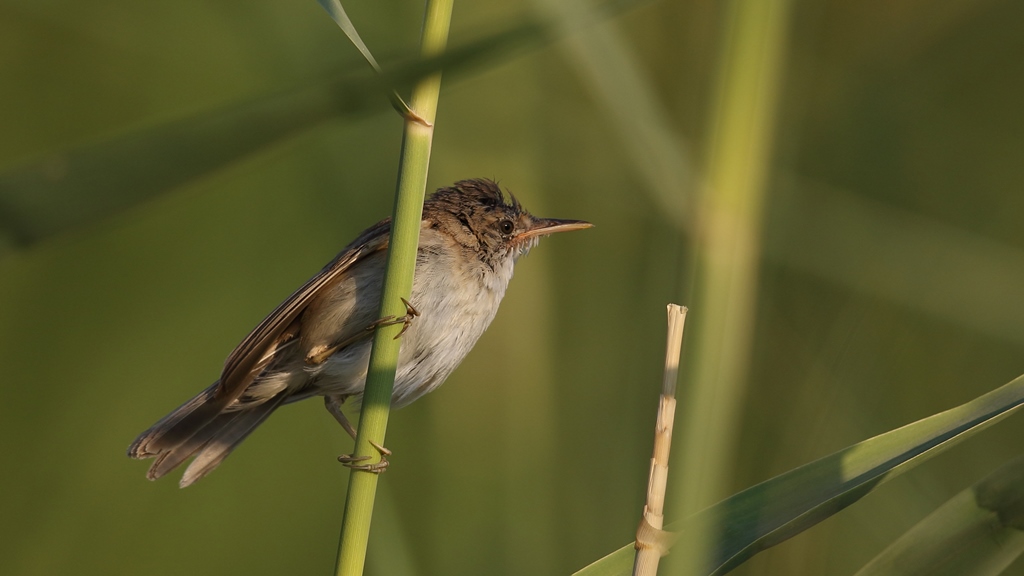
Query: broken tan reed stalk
633 304 688 576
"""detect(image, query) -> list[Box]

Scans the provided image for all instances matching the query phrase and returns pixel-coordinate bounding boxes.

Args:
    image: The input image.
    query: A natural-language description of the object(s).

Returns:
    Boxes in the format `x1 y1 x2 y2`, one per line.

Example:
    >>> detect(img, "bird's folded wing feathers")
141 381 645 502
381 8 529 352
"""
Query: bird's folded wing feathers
215 219 391 403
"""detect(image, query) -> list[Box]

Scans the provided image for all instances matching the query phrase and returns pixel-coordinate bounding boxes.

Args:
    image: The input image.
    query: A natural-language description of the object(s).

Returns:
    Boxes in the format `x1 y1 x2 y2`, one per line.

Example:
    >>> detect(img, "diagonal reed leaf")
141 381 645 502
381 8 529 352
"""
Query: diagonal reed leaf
0 18 546 251
317 0 387 74
0 0 658 252
0 78 363 248
316 0 418 120
574 373 1024 576
0 0 653 252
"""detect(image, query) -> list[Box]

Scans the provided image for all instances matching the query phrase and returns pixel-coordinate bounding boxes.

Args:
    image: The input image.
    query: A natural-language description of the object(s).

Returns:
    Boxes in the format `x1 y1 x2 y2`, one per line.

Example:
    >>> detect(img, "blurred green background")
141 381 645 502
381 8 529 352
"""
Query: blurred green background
3 0 1024 574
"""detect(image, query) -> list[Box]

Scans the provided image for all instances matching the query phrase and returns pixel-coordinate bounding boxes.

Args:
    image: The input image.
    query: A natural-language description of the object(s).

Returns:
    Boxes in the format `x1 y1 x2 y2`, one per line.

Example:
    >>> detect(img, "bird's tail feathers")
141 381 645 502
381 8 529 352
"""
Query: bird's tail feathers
178 392 287 487
127 382 225 458
127 382 285 486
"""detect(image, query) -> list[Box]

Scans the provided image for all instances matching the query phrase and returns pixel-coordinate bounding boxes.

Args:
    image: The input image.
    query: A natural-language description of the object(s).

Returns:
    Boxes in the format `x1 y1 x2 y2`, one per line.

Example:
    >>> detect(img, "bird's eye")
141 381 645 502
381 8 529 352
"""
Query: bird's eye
499 220 515 235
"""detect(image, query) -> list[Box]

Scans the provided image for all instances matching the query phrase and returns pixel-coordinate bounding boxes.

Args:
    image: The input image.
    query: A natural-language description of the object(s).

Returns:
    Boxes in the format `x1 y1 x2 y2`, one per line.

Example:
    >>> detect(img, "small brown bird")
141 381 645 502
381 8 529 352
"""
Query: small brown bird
128 178 591 487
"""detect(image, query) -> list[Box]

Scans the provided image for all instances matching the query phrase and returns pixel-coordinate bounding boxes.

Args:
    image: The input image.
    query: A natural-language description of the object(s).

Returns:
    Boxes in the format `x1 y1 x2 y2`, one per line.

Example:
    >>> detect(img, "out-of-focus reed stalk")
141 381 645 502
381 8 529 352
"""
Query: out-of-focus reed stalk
333 1 453 574
633 304 688 576
667 0 792 574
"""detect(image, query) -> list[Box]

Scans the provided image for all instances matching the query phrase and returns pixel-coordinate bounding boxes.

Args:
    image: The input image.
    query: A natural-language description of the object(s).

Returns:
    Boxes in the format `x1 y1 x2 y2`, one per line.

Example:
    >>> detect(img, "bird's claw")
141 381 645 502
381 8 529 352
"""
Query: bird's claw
368 298 420 339
393 298 420 339
338 440 392 474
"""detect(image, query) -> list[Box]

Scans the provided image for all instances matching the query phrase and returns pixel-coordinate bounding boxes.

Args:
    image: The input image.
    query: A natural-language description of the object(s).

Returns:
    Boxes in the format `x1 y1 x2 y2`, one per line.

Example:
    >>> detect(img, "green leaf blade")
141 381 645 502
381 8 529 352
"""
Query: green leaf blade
575 373 1024 576
317 0 383 73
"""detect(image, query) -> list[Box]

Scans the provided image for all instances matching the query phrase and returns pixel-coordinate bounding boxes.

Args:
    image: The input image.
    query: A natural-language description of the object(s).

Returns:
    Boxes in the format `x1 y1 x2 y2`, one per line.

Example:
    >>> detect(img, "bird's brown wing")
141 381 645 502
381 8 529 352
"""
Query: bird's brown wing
215 218 391 404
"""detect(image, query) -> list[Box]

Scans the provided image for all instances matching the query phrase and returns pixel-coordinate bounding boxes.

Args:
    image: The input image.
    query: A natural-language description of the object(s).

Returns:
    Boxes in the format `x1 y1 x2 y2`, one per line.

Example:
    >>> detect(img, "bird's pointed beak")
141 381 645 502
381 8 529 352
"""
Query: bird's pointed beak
518 218 593 241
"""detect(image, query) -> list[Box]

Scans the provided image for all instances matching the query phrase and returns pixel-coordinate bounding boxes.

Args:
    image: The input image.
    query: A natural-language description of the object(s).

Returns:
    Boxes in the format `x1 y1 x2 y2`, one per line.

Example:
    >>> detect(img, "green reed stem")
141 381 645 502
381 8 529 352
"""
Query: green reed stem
333 1 453 575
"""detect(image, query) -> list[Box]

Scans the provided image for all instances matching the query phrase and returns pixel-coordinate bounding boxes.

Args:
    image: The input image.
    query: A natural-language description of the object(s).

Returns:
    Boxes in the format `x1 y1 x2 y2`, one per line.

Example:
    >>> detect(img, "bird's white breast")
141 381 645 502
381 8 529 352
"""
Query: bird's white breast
311 225 515 407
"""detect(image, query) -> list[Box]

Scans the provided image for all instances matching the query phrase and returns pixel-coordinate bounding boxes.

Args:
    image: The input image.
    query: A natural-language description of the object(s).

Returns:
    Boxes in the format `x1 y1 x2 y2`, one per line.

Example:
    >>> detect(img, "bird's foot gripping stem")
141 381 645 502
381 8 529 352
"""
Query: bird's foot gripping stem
338 440 392 474
304 298 420 366
325 395 392 473
371 297 420 339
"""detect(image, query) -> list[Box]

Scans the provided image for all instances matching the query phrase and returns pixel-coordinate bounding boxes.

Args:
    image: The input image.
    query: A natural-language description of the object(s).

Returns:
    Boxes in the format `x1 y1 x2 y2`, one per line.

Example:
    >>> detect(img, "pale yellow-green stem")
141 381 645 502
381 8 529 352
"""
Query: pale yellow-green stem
667 0 791 574
333 1 453 575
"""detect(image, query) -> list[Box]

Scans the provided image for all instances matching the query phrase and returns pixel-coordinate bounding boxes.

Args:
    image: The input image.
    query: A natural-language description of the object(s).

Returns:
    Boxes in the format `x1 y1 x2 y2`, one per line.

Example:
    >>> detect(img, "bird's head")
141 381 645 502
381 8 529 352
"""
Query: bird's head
424 179 592 269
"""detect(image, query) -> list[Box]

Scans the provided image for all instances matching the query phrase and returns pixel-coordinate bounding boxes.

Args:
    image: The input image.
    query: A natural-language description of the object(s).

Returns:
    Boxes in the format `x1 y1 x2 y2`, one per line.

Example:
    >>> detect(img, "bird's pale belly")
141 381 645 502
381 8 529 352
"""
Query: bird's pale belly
309 249 511 407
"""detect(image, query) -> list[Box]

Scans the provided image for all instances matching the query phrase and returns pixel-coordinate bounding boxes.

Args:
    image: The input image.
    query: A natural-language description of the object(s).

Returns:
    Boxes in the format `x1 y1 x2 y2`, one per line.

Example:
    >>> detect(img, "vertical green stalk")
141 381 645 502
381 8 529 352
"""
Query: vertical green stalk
333 2 453 575
666 0 791 574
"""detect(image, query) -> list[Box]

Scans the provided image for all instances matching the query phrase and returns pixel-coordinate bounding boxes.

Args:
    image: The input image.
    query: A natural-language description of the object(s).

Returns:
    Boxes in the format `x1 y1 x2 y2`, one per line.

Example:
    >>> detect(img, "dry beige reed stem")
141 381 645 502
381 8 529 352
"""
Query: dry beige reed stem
633 304 688 576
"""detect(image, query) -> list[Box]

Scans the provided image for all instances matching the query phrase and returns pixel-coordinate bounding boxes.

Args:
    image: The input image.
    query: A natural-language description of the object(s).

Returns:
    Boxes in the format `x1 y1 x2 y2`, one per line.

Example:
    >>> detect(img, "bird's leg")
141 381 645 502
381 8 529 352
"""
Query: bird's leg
306 329 371 366
324 395 358 439
304 298 420 366
325 395 392 474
